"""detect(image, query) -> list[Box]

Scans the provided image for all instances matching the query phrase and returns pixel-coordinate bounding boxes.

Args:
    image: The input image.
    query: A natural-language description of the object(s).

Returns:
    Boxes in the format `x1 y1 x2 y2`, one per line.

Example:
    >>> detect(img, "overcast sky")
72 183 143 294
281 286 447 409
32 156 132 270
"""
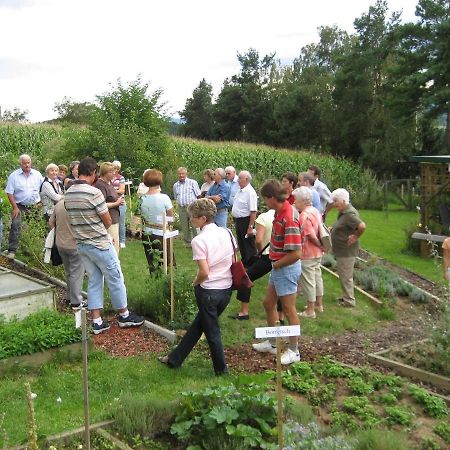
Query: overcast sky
0 0 417 123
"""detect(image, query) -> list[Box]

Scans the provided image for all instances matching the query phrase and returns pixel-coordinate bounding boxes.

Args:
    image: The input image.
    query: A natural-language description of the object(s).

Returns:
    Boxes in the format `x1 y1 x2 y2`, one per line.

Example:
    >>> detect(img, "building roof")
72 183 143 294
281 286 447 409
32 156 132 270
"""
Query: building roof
409 155 450 163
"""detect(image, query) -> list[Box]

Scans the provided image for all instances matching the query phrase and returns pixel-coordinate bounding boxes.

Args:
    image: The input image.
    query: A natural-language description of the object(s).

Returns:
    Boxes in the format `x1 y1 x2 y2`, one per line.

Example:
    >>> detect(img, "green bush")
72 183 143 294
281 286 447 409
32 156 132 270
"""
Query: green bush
433 421 450 444
354 429 410 450
408 384 448 419
409 287 432 304
0 310 81 359
384 406 415 426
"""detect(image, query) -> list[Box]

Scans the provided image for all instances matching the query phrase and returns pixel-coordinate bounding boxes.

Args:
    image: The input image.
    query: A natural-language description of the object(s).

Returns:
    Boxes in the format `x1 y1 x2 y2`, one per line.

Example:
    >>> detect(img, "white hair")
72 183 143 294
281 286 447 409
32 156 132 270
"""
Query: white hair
225 166 236 174
19 154 31 163
331 188 350 204
45 163 59 174
215 167 226 179
239 170 252 181
112 160 121 169
293 186 312 205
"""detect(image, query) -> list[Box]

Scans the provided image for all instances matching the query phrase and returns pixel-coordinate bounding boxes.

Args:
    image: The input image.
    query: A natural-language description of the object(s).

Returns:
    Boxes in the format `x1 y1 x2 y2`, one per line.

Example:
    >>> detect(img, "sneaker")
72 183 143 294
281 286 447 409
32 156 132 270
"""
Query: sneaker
120 243 126 249
71 300 88 311
118 311 144 328
252 340 277 354
281 348 301 365
6 252 15 259
92 320 111 335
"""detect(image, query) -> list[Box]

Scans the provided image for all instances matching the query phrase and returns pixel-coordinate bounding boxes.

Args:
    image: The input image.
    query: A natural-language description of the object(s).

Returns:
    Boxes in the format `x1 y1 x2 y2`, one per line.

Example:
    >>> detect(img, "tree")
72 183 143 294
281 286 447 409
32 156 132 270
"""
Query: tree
53 97 96 125
1 107 28 123
180 79 213 139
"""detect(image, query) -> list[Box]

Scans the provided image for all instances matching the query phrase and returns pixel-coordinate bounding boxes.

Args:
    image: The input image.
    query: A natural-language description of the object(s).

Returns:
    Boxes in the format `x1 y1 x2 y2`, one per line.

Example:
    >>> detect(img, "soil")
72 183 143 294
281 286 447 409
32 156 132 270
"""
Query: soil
0 255 445 387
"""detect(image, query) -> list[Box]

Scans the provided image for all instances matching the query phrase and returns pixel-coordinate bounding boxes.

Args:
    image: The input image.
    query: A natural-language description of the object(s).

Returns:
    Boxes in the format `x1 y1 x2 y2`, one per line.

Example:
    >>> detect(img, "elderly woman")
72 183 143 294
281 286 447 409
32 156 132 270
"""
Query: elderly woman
330 188 366 307
139 169 174 274
94 162 124 254
112 160 127 249
159 198 234 375
199 169 215 198
40 163 64 222
293 186 325 318
64 161 79 189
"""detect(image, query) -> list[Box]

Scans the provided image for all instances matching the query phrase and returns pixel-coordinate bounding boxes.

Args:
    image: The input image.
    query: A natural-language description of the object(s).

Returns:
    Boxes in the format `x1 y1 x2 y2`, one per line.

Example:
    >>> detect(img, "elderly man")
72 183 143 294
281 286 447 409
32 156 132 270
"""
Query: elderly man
231 170 258 267
298 172 321 211
225 166 240 206
206 168 230 227
173 167 201 245
5 154 43 258
308 165 333 217
65 157 144 334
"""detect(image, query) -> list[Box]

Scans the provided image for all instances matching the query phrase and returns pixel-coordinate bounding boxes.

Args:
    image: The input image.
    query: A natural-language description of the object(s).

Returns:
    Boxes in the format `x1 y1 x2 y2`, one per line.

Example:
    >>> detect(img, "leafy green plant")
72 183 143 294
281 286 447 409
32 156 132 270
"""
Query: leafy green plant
306 383 336 406
348 377 374 395
0 310 81 359
408 384 448 419
376 393 397 405
384 406 415 426
331 411 359 432
433 421 450 445
170 383 278 449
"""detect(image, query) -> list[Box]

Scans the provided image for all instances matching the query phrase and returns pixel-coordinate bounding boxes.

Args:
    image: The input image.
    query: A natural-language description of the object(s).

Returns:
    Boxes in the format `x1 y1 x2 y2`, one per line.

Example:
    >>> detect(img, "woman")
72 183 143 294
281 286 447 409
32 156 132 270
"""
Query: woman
64 161 79 189
40 163 64 222
330 188 366 307
293 186 325 318
199 169 215 198
112 160 127 249
136 169 151 198
139 169 174 274
159 198 234 375
94 162 124 254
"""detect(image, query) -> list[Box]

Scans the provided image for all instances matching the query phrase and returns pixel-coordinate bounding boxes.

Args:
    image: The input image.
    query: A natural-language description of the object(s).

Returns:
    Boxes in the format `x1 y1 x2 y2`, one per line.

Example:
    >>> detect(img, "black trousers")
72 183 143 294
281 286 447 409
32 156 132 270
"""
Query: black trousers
234 216 258 267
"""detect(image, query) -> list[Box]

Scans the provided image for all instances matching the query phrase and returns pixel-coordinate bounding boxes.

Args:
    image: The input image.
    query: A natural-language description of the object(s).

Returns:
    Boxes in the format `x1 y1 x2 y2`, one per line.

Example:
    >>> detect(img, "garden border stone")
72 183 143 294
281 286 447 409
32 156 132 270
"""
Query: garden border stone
144 320 177 343
368 339 450 395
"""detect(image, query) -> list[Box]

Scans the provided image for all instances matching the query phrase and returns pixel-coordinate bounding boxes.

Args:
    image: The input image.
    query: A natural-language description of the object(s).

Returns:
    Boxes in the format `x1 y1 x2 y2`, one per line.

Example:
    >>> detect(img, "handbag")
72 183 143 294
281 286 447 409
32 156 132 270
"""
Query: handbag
50 227 63 266
227 230 254 290
318 222 332 253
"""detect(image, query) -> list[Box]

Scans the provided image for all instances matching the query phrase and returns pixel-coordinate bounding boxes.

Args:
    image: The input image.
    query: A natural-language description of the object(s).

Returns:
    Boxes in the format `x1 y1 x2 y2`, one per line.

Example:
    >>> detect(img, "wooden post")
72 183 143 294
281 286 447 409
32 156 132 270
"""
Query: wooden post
81 309 91 450
162 211 168 275
275 320 283 450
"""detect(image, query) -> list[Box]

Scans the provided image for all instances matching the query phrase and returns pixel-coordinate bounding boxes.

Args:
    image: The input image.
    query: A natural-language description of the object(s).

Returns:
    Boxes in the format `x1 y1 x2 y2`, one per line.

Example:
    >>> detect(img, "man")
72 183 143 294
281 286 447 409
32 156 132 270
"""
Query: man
5 154 43 258
252 180 302 365
64 157 144 334
173 167 200 245
231 170 258 267
206 168 230 228
308 165 333 217
225 166 240 206
298 172 321 211
281 172 298 205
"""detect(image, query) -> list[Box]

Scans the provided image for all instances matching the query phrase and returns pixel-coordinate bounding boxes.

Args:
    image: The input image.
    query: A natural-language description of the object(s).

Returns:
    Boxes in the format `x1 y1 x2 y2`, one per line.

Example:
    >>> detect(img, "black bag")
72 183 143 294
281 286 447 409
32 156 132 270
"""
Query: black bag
50 245 63 266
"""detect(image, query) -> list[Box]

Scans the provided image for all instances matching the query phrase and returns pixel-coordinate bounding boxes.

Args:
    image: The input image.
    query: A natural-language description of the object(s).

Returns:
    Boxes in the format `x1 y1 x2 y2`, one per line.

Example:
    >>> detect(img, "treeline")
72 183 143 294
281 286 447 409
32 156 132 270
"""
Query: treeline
179 0 450 176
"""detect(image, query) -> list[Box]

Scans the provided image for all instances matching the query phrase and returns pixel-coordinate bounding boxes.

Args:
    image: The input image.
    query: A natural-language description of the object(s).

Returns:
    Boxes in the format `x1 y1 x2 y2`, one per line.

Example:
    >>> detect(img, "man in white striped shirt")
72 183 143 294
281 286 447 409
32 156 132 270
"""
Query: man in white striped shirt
173 167 201 245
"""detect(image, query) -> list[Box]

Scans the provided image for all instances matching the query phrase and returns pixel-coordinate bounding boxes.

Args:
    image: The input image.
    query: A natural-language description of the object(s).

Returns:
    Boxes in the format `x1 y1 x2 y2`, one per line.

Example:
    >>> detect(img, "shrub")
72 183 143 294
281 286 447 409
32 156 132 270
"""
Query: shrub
353 429 410 450
384 406 415 426
433 421 450 445
408 384 448 419
408 287 431 304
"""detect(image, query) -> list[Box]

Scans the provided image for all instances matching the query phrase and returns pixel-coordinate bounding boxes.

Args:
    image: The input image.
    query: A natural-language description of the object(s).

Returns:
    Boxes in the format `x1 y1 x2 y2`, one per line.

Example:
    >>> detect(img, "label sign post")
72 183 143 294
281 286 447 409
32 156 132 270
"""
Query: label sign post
255 323 301 450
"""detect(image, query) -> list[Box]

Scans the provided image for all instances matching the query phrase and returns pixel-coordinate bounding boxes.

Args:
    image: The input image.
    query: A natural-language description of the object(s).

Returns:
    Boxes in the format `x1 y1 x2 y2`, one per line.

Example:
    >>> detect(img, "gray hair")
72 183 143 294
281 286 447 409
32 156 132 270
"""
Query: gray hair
45 163 59 174
331 188 350 204
177 166 187 173
215 167 226 179
238 170 252 181
225 166 236 174
293 186 312 205
299 172 315 186
19 154 31 163
187 198 217 223
69 160 80 171
112 160 121 170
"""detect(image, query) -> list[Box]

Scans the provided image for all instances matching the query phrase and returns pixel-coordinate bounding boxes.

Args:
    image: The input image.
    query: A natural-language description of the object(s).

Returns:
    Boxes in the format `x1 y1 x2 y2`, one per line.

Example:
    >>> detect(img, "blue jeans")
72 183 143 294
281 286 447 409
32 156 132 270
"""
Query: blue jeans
119 203 126 244
76 242 127 311
215 209 228 228
168 285 232 374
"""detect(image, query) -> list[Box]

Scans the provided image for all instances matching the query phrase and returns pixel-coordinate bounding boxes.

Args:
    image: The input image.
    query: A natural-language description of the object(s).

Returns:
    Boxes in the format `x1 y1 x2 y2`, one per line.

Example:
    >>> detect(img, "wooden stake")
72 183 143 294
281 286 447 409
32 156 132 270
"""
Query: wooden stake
81 309 91 450
170 237 175 321
162 211 168 275
275 320 283 450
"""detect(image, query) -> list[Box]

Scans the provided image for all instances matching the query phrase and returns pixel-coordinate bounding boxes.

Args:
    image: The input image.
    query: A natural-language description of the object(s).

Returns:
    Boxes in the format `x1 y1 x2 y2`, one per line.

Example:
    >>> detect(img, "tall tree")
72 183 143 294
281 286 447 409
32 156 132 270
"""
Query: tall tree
180 79 213 140
53 97 96 125
1 107 28 123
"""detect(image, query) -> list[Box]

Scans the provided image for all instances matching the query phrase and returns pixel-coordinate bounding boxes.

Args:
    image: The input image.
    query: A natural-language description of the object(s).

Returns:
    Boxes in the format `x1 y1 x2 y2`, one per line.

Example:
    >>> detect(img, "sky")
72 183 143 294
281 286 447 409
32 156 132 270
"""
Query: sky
0 0 418 123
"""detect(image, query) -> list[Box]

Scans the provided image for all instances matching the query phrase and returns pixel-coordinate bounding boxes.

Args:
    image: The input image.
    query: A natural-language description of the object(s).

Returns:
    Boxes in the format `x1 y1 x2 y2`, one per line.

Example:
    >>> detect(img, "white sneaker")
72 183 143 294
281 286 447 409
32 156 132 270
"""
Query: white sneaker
6 252 15 259
281 348 300 365
120 243 126 249
252 340 277 354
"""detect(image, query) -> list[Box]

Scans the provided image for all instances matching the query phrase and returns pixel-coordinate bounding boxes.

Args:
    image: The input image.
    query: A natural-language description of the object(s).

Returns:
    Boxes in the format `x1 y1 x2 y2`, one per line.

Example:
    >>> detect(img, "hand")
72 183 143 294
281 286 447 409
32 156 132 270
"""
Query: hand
347 234 358 246
246 226 253 237
272 261 280 270
11 206 20 219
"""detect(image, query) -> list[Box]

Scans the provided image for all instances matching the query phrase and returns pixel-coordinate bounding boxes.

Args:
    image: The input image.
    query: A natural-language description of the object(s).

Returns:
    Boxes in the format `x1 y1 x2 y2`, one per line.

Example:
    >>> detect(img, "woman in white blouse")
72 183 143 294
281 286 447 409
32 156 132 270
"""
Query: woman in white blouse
40 163 63 222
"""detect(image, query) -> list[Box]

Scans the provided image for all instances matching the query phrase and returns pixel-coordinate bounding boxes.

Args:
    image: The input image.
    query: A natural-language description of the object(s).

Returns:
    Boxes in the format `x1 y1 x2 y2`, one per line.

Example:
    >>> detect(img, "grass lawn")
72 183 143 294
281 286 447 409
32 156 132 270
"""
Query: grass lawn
326 208 442 282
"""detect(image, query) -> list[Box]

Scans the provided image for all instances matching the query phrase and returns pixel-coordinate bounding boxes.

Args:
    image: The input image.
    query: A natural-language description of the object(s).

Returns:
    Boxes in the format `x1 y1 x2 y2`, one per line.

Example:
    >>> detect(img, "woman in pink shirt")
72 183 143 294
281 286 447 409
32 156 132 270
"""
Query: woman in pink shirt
294 186 325 318
159 198 234 375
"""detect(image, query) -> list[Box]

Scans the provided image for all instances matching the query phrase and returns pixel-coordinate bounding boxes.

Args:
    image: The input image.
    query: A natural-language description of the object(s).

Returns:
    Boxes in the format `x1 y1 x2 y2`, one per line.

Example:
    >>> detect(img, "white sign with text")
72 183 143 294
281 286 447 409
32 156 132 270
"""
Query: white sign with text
255 325 301 339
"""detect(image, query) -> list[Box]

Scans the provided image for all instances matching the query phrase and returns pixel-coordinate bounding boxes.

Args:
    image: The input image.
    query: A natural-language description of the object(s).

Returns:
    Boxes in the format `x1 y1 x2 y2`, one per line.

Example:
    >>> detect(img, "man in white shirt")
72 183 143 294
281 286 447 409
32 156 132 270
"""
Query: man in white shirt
225 166 240 206
5 154 43 258
308 165 333 218
231 170 258 267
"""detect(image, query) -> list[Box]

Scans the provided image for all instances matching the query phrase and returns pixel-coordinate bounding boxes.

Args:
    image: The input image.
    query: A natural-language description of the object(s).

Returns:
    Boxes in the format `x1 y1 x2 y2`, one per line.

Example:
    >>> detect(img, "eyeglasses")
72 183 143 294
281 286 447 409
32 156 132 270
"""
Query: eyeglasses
226 172 230 175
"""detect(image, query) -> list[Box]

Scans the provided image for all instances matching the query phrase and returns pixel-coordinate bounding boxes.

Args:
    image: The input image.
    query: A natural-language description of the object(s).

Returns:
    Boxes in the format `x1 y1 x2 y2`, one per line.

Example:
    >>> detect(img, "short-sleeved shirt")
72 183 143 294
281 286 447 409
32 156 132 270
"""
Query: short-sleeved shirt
64 180 110 250
191 223 234 289
94 178 120 224
51 200 77 250
299 206 324 259
207 180 231 210
269 201 302 261
112 172 125 190
255 209 275 256
140 193 173 236
331 204 363 257
173 178 201 207
6 168 43 206
231 184 258 218
311 188 321 211
228 176 240 206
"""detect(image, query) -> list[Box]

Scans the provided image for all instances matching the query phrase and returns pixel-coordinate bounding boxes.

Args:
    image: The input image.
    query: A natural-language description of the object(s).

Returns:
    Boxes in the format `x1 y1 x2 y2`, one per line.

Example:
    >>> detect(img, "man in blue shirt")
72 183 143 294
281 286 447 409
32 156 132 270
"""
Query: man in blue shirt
206 168 231 227
298 172 321 212
5 154 43 258
225 166 240 206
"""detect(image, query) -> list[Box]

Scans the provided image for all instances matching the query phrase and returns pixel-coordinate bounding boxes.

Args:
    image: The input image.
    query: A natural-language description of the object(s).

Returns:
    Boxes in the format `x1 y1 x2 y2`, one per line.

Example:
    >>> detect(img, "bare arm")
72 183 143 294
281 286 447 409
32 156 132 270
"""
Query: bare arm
272 249 302 269
193 259 209 286
7 193 20 218
116 181 125 195
99 211 112 229
347 222 366 246
255 223 265 252
444 247 450 280
167 208 174 217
